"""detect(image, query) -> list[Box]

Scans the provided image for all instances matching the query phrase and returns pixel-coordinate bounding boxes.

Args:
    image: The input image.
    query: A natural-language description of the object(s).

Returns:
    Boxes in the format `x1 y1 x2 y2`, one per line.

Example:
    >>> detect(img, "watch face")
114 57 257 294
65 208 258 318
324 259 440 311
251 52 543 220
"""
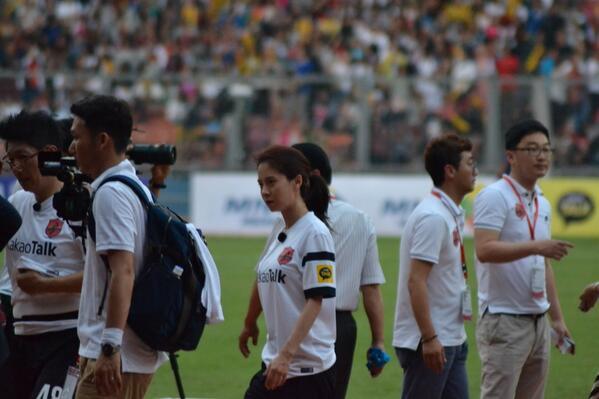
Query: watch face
102 343 117 357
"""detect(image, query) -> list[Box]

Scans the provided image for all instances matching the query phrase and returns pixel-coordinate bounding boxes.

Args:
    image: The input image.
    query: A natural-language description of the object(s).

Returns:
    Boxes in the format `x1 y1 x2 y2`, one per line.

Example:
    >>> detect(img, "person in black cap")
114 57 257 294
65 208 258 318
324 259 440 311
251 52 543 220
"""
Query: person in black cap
292 142 388 399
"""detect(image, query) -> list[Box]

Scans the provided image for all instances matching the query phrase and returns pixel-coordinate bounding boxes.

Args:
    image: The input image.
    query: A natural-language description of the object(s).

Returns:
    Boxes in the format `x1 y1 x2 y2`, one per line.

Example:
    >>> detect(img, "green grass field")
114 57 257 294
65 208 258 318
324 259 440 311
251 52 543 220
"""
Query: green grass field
144 236 599 399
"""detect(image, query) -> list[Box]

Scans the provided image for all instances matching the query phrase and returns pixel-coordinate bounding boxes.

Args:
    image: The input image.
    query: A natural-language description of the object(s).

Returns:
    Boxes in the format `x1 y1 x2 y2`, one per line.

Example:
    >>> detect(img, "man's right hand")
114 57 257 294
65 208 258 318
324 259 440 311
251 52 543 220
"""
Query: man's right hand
422 337 446 374
535 240 574 261
238 322 259 358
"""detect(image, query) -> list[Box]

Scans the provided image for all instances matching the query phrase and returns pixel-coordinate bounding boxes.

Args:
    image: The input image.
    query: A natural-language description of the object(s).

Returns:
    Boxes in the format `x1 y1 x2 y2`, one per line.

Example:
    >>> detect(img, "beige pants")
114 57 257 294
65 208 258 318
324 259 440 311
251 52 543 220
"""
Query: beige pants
476 313 550 399
75 358 154 399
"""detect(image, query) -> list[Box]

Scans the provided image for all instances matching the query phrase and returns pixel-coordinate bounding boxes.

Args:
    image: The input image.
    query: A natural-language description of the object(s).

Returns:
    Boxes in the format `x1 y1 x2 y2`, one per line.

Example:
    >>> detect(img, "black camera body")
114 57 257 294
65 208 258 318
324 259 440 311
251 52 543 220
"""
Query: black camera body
38 151 91 222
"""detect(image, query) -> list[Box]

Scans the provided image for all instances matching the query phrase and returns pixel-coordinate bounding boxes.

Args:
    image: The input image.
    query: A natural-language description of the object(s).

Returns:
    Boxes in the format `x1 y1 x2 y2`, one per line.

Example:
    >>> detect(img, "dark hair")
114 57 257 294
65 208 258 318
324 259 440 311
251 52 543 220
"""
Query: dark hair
0 110 66 151
505 119 549 150
256 145 330 225
56 117 74 153
424 134 473 187
70 95 132 153
291 142 333 185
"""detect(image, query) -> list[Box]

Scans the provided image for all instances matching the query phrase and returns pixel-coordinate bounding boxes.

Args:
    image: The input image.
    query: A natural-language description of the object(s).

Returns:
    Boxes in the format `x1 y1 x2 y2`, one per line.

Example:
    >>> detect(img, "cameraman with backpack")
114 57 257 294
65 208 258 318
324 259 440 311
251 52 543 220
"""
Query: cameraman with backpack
70 95 167 399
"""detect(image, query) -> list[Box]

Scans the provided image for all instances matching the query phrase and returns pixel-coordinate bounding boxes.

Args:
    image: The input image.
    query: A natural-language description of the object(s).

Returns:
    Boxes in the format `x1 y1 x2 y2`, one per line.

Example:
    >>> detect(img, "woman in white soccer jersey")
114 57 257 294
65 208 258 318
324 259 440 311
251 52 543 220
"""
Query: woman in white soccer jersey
239 145 337 399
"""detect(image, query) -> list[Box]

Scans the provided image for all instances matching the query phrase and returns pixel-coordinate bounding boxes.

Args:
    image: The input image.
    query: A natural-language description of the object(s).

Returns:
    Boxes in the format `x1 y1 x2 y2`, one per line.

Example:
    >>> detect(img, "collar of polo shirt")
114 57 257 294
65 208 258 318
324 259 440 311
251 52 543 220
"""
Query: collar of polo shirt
503 174 543 203
431 187 464 217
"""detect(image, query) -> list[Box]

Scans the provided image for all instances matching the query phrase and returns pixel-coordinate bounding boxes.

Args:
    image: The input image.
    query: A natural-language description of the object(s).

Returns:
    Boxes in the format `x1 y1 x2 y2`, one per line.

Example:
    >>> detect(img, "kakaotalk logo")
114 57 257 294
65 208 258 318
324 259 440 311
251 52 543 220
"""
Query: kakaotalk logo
557 192 595 225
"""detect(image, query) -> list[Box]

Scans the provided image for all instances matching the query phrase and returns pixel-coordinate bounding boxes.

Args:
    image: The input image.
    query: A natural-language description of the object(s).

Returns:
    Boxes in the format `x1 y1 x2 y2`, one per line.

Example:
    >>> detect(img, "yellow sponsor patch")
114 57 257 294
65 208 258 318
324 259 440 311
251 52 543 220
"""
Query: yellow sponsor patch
317 264 333 283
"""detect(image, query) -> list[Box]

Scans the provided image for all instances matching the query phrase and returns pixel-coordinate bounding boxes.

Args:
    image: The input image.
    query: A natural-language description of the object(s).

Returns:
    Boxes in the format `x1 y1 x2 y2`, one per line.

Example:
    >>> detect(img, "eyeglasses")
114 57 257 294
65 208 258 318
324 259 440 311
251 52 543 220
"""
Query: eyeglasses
2 151 39 168
513 147 555 157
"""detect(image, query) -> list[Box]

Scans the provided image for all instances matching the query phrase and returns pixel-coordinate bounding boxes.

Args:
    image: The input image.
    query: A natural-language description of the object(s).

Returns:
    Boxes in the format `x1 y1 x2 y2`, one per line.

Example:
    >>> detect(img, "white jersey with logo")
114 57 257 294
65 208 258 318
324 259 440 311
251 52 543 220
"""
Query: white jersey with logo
257 212 336 377
393 189 467 350
4 190 84 335
474 176 551 315
269 198 385 311
78 160 167 374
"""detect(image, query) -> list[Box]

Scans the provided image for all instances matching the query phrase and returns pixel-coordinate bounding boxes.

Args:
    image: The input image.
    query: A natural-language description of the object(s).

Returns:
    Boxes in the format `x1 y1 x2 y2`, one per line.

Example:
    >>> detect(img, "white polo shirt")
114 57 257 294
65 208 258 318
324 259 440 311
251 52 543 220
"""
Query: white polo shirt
4 190 84 335
393 189 467 350
78 159 167 374
257 212 336 377
268 198 385 311
474 175 551 315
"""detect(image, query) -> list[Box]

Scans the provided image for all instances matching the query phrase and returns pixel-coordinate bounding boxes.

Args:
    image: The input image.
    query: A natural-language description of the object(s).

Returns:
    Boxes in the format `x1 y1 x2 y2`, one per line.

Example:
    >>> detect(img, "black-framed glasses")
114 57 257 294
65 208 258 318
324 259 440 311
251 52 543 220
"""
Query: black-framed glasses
2 151 39 168
513 147 555 157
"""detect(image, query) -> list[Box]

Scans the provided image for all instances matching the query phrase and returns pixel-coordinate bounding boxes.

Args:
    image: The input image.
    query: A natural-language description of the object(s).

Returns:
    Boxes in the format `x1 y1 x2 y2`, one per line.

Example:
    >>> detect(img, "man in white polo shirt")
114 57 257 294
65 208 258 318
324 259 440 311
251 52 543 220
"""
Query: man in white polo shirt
393 134 477 398
292 143 387 399
474 119 574 399
70 95 167 399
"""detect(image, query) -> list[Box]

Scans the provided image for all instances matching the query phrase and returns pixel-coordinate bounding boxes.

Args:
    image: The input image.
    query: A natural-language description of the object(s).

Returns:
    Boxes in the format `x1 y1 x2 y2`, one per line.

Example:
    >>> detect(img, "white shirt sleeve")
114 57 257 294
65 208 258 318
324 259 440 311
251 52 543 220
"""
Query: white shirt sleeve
409 213 446 265
301 232 336 299
93 184 139 254
360 216 385 285
474 187 508 232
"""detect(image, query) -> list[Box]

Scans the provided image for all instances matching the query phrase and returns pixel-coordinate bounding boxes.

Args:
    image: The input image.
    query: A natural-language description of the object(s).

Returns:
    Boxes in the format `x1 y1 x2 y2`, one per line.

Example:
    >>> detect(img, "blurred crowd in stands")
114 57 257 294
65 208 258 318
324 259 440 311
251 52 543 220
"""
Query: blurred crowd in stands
0 0 597 169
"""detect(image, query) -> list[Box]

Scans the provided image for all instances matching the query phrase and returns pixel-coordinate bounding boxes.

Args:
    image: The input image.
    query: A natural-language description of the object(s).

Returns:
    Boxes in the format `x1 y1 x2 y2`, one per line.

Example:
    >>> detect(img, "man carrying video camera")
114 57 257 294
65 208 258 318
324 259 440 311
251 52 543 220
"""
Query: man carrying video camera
70 95 167 399
0 110 84 399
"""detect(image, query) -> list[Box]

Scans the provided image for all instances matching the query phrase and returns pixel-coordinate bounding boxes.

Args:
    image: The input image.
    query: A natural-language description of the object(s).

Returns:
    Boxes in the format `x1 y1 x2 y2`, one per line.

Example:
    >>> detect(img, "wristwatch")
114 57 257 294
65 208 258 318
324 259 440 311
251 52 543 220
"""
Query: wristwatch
101 342 121 357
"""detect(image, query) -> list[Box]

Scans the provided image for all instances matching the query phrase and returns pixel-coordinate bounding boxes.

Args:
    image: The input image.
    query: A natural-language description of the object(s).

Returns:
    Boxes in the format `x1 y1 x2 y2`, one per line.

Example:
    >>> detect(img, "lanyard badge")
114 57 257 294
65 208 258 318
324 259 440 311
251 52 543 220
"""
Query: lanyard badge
502 176 539 240
503 176 545 299
431 190 472 321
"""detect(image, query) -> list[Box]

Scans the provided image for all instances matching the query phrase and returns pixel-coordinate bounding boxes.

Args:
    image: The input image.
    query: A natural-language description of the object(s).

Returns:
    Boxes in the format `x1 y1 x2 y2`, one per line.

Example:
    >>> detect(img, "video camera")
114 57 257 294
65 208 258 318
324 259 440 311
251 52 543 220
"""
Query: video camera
38 144 177 225
38 151 91 222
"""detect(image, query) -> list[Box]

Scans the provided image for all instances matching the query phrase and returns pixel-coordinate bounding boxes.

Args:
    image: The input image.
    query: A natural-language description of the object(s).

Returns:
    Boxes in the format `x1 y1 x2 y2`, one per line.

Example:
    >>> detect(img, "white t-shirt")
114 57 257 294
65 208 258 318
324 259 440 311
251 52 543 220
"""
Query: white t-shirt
269 198 385 311
257 212 336 377
393 189 467 350
77 159 167 374
474 176 551 315
4 190 84 335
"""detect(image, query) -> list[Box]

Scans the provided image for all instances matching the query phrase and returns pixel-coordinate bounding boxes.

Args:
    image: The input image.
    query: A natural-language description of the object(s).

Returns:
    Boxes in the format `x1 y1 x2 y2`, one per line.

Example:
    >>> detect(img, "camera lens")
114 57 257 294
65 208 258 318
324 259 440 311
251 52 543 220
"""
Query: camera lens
126 144 177 165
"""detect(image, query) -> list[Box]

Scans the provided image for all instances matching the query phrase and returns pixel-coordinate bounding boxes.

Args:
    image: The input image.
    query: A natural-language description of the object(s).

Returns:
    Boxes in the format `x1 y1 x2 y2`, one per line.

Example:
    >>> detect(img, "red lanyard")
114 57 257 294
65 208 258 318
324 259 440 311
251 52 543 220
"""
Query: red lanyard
502 176 539 240
431 190 468 280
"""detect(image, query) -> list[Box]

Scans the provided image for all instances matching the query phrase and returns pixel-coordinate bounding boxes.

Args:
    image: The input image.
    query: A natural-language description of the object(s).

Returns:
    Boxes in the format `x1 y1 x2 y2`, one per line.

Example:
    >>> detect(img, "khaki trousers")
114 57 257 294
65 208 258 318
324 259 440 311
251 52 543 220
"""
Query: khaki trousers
75 357 154 399
476 313 549 399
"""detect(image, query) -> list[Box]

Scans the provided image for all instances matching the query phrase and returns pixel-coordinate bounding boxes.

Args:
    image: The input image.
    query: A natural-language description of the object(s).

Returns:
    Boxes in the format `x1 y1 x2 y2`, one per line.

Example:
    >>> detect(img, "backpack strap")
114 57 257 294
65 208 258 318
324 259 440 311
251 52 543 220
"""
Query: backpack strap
88 175 153 242
96 175 153 207
87 174 152 316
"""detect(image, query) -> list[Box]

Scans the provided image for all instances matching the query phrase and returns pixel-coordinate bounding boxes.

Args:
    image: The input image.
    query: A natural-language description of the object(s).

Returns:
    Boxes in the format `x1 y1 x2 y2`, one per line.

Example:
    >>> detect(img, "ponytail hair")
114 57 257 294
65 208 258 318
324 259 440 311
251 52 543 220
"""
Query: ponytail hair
303 174 330 226
256 145 330 226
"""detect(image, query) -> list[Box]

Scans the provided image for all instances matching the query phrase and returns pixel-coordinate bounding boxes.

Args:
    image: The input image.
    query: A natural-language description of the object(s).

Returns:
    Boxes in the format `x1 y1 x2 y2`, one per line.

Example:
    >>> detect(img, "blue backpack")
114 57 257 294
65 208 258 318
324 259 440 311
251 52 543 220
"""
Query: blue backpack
88 175 207 353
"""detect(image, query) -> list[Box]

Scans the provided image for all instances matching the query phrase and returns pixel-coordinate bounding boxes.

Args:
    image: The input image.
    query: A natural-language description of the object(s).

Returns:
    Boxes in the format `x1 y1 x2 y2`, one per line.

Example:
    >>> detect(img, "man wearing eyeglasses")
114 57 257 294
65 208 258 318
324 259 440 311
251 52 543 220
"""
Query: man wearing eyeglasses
473 119 575 399
0 110 84 399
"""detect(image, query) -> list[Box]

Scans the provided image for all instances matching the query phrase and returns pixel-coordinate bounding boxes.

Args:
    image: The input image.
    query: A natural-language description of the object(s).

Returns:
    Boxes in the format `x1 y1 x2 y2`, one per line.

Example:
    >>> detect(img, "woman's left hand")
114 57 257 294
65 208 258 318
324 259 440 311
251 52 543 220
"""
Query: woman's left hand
264 351 291 390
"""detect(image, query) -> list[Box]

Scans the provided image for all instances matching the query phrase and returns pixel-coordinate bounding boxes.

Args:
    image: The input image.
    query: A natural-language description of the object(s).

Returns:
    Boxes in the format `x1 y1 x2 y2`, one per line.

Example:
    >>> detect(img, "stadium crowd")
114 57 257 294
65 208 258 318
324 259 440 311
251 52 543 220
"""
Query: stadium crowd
0 0 598 168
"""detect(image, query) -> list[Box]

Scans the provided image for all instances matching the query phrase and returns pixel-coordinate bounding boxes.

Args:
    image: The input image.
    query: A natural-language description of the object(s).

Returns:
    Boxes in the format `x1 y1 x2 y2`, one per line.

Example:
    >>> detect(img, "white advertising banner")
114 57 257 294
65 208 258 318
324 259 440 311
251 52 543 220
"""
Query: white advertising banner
191 173 493 237
191 173 279 236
